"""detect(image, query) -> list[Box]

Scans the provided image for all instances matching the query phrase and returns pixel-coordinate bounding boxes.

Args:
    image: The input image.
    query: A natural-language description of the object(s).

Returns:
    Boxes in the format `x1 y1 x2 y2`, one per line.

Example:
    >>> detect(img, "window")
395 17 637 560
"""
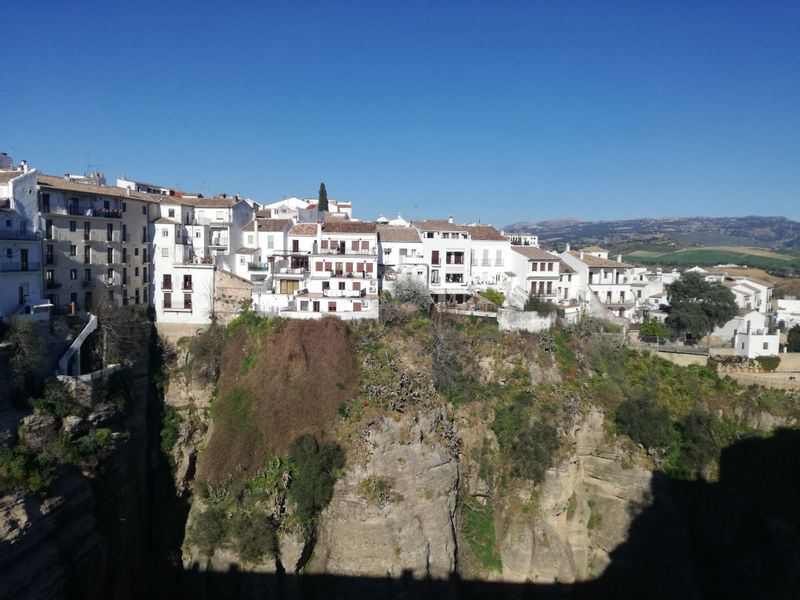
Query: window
143 248 148 262
338 281 346 290
122 268 128 285
431 270 440 284
247 235 254 245
531 262 538 271
195 231 200 238
107 268 114 284
107 223 114 241
352 240 359 251
215 210 224 220
163 275 172 289
69 220 76 232
168 209 175 218
45 219 53 239
135 289 140 305
280 280 299 294
122 248 128 264
161 228 169 237
142 226 147 243
361 241 369 251
70 269 77 280
142 205 147 215
42 194 50 213
431 250 440 265
70 244 77 256
84 222 90 240
763 342 769 350
183 275 192 290
135 267 139 277
84 247 91 264
445 273 463 283
267 235 274 249
482 249 490 266
143 267 148 281
163 293 172 308
107 248 114 264
45 245 53 264
161 248 168 257
547 262 553 271
328 302 337 312
399 248 407 256
143 288 148 304
84 268 91 282
122 202 127 213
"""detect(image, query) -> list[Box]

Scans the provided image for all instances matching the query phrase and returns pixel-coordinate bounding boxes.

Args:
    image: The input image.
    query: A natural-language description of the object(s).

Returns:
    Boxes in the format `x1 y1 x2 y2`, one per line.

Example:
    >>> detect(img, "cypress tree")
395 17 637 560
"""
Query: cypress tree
318 182 329 212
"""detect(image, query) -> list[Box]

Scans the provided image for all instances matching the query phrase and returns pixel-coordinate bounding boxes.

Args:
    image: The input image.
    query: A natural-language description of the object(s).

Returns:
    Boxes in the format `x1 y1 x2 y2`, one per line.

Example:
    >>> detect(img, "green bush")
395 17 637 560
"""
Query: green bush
229 511 276 563
0 445 56 495
481 288 505 307
511 421 559 484
674 410 719 475
288 435 345 524
29 379 80 418
788 325 800 352
615 396 672 449
524 294 557 315
187 323 226 382
461 498 502 572
640 317 672 339
187 506 226 557
491 404 525 454
60 428 115 465
161 406 181 471
755 355 780 372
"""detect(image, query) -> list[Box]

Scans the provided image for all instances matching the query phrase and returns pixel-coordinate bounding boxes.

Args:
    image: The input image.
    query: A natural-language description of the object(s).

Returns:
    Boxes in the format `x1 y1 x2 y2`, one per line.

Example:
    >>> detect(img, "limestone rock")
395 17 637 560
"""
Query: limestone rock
87 403 118 428
62 415 88 440
18 413 58 454
311 409 459 579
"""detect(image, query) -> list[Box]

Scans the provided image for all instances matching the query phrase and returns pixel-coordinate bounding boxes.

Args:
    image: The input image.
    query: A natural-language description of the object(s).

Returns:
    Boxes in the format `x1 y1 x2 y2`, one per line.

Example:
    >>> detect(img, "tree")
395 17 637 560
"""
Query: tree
318 182 329 212
665 272 737 339
288 435 344 523
788 325 800 353
393 274 433 312
6 317 44 380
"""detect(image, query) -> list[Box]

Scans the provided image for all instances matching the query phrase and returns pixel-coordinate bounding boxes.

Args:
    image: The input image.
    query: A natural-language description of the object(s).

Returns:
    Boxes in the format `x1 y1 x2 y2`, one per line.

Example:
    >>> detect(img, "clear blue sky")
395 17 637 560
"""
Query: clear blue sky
3 0 799 226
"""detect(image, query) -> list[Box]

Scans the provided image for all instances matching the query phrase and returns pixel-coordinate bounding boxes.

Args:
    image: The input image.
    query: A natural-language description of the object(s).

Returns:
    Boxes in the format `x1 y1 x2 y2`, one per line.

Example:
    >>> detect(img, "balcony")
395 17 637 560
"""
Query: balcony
68 206 121 219
248 262 270 271
209 237 229 247
182 282 193 291
1 262 42 273
323 288 365 298
46 280 62 289
82 280 94 288
162 281 173 290
0 230 41 241
314 247 376 256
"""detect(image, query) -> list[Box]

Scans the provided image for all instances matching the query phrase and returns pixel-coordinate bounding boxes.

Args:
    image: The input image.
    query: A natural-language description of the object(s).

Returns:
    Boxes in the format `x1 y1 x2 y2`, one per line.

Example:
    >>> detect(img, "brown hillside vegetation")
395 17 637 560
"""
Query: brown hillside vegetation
196 317 359 483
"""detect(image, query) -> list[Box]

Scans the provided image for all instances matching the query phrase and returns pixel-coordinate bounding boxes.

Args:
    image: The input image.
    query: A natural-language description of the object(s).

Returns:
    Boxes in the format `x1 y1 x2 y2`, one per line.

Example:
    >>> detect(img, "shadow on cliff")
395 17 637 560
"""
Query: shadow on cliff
149 428 800 600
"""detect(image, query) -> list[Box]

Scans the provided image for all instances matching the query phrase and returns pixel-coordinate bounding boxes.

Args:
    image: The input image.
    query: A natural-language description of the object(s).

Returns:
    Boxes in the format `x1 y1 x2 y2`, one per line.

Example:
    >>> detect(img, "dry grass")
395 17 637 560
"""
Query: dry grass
196 318 359 483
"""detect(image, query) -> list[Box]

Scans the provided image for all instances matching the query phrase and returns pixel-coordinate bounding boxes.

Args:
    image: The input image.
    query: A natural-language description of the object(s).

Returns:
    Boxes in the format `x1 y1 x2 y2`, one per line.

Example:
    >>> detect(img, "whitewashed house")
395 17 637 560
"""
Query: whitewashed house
0 166 47 320
506 246 560 308
559 246 637 321
734 322 780 358
377 225 426 292
775 298 800 330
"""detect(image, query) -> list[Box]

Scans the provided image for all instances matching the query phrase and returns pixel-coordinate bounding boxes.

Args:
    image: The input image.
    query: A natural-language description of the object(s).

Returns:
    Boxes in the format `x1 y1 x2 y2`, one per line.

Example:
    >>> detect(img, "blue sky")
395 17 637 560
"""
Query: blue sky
3 0 799 225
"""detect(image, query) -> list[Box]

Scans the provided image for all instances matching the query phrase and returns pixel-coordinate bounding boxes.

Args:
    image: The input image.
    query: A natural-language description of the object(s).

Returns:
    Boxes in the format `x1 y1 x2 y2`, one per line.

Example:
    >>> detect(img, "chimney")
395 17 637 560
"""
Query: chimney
580 250 584 259
20 160 28 173
746 320 751 334
617 254 623 263
448 215 453 224
565 242 571 252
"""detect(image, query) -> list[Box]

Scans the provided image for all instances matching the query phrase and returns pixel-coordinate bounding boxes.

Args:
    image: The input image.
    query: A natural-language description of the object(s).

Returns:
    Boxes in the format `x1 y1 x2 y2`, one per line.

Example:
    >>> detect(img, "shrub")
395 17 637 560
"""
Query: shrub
615 396 672 449
161 406 181 471
29 379 80 418
511 421 559 484
755 355 780 372
187 506 226 557
788 325 800 352
674 410 719 475
481 288 505 307
60 428 115 466
640 317 672 340
187 323 226 382
461 498 502 572
524 294 557 315
288 435 345 524
0 445 56 495
393 274 433 312
229 512 276 563
491 404 525 454
7 317 44 379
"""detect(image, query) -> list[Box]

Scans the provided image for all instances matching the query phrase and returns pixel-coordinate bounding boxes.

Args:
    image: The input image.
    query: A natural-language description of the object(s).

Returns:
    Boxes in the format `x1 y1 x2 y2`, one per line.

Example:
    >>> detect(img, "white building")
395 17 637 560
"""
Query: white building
0 166 47 320
775 298 800 330
235 218 293 283
152 203 216 324
506 246 561 308
711 310 768 346
505 232 539 247
734 325 780 359
413 219 512 303
559 246 637 321
377 225 426 292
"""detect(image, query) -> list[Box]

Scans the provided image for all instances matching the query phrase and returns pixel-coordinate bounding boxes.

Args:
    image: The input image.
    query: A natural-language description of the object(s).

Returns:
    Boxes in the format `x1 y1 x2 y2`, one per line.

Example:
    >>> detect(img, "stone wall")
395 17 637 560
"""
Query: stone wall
213 269 252 325
498 308 556 333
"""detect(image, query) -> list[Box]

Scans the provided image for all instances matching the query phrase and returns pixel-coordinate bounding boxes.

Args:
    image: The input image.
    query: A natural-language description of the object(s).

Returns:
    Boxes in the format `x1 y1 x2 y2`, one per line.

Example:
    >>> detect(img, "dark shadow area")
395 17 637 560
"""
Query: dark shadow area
149 429 800 600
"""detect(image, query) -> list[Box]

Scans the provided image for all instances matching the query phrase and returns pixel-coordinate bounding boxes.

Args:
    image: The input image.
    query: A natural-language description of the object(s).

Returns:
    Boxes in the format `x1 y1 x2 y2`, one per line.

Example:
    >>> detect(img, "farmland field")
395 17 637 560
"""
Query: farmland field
625 246 800 273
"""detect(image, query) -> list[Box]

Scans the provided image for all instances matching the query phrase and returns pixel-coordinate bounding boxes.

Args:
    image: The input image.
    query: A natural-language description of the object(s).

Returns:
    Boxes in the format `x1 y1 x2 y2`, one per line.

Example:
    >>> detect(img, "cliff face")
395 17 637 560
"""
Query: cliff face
311 408 459 578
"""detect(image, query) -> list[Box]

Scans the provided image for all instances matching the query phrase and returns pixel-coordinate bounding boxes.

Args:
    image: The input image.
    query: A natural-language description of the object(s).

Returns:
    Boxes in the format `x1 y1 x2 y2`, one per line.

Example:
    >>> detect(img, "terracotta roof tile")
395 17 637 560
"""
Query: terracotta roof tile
322 221 376 234
512 246 559 260
568 251 631 268
377 225 421 243
289 223 318 236
38 174 162 203
243 218 291 232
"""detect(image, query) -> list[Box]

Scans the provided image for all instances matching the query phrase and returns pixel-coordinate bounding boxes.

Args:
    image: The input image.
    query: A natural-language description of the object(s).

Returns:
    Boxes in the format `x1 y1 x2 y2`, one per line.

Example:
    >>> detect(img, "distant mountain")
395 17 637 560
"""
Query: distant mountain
504 216 800 249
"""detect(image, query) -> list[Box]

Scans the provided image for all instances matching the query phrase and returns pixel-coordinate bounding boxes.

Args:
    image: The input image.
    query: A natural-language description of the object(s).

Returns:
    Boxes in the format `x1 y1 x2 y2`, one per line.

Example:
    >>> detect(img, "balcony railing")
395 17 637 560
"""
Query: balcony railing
248 263 270 271
315 248 377 256
209 238 229 247
0 230 41 241
1 262 41 273
82 280 94 288
322 288 365 298
68 206 122 219
46 280 62 289
182 282 193 290
162 281 173 290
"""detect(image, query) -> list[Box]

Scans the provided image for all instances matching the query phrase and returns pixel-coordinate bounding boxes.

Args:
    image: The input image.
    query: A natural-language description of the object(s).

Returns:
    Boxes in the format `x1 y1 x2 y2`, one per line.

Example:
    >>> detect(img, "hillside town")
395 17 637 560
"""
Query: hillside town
1 155 796 363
